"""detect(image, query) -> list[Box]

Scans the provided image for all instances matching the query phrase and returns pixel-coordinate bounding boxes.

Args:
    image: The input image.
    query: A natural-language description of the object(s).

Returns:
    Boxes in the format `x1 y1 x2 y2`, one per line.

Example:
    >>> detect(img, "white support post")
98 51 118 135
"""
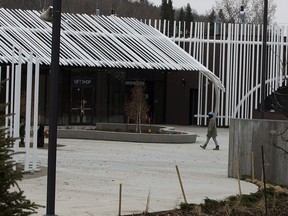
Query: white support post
32 58 40 170
225 24 231 125
24 54 33 172
13 63 22 164
162 19 166 35
5 66 10 138
10 51 15 138
0 67 1 94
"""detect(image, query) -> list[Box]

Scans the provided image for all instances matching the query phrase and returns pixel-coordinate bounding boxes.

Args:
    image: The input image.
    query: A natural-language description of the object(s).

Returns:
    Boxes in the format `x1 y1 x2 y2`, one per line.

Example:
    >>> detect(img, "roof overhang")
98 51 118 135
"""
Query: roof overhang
0 8 224 91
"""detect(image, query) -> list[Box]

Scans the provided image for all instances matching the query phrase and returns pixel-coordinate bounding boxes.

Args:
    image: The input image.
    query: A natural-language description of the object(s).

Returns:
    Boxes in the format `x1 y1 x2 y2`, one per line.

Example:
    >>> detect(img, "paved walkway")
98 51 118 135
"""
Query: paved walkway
18 125 257 216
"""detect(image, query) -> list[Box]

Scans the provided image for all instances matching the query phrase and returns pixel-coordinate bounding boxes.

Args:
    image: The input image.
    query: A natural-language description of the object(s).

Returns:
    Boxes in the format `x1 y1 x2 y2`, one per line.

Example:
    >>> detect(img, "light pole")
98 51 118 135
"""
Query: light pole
44 0 62 215
261 0 268 118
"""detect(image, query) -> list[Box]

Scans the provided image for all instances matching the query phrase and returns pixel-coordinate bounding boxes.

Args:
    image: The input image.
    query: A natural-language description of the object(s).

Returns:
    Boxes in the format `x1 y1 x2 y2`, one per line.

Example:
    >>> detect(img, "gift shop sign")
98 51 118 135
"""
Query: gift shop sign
72 78 94 86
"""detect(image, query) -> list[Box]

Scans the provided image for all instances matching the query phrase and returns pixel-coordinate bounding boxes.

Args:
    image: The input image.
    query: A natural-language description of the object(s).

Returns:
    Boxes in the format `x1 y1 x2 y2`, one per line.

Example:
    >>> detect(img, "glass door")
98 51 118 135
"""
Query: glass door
70 87 93 124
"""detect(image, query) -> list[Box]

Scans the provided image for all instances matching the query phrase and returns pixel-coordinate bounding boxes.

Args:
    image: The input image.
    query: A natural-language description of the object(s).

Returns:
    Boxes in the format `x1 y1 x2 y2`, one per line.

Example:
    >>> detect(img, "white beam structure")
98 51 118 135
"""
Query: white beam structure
156 21 288 126
0 8 226 126
6 48 40 172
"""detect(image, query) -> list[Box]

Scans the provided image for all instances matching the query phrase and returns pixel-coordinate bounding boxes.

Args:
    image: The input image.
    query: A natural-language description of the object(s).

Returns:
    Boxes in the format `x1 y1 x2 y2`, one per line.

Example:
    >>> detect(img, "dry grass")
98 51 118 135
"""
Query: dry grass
124 185 288 216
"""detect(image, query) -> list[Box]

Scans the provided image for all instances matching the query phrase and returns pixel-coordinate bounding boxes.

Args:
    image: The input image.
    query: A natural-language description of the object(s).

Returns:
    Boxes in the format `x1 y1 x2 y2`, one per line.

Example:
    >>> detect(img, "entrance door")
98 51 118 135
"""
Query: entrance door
189 89 198 125
70 87 93 124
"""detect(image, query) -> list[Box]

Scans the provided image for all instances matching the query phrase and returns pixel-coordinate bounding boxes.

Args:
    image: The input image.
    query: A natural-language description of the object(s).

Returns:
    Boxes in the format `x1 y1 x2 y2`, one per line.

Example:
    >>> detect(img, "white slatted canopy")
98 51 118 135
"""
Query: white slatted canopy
0 8 224 90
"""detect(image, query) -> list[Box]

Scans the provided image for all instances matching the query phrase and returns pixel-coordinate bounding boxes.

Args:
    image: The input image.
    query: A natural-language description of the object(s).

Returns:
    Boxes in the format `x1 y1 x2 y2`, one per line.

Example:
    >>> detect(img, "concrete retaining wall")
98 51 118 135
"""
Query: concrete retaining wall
229 118 288 186
57 124 197 143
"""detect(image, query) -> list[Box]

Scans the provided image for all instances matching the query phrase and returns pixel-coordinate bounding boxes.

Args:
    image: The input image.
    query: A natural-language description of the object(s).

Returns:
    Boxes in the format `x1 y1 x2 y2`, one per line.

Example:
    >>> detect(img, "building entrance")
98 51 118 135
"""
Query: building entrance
70 77 94 124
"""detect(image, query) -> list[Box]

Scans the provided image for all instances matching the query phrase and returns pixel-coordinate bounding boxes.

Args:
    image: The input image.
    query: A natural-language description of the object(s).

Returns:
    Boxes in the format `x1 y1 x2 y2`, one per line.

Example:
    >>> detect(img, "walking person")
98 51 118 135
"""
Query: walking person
200 112 219 150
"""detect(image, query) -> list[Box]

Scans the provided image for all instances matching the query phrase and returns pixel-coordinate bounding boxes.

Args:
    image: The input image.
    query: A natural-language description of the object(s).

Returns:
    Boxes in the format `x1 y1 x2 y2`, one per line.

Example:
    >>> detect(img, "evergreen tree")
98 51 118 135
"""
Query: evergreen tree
160 0 168 20
208 9 216 35
218 9 226 23
208 9 216 24
160 0 175 34
184 3 194 33
177 7 185 35
177 7 185 23
167 0 175 32
0 101 40 215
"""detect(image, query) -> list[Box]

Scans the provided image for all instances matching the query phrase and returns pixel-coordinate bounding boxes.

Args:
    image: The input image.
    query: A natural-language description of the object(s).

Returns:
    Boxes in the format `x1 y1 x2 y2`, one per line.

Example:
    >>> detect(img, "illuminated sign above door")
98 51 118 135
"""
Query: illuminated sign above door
72 77 94 86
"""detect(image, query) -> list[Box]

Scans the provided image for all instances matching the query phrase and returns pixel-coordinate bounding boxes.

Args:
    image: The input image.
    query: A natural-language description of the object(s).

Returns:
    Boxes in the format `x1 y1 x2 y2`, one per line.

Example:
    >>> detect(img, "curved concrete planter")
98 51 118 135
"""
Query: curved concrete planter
57 123 197 143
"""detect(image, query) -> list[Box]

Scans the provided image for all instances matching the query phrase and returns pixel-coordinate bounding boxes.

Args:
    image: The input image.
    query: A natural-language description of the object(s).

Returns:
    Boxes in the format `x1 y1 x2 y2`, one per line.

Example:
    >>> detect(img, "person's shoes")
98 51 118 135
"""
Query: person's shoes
213 145 220 150
200 145 206 149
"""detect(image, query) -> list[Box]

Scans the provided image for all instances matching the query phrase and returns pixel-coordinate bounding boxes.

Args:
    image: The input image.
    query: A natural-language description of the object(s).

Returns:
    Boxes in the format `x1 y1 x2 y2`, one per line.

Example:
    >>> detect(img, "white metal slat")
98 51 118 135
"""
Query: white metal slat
60 15 102 66
0 9 22 27
65 13 93 32
130 18 194 69
241 24 247 118
120 19 174 69
225 24 231 125
81 17 134 67
278 26 285 87
16 28 51 64
269 26 274 94
13 9 37 29
83 15 152 69
120 18 191 70
60 32 100 67
0 30 17 62
245 25 250 118
28 10 52 29
5 28 47 64
85 32 134 68
143 19 224 89
5 66 10 133
112 18 172 69
203 25 209 123
0 29 29 63
250 25 256 118
255 25 261 109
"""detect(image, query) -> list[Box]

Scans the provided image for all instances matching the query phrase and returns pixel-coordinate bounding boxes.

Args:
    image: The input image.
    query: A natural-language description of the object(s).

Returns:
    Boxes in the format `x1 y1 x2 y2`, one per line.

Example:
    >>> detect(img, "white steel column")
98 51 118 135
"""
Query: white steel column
24 54 33 172
13 61 22 164
32 58 40 170
5 66 10 137
10 49 16 137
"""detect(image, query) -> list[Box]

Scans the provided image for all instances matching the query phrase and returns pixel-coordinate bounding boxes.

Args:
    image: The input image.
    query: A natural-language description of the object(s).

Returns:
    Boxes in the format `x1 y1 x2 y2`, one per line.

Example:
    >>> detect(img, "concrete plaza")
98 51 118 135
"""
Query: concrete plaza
18 126 257 216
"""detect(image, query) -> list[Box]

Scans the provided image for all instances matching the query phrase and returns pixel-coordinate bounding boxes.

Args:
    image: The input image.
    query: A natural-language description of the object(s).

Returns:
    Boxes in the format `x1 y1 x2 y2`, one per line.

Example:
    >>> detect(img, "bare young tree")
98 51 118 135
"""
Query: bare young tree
124 85 149 133
214 0 276 24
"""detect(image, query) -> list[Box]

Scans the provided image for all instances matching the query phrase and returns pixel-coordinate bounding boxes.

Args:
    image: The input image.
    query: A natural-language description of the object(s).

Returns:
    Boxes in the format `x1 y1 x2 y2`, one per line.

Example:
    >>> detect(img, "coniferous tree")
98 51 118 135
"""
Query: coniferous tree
177 7 185 23
208 9 216 35
167 0 175 33
177 7 185 35
160 0 168 20
0 101 40 215
184 3 194 33
218 9 226 23
208 9 216 24
160 0 175 34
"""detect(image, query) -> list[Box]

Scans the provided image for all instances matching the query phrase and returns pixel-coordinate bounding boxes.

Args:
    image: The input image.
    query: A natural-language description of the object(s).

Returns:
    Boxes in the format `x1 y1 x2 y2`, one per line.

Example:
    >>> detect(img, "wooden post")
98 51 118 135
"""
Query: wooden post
145 190 150 214
175 165 187 203
261 146 268 216
118 183 122 216
251 152 255 180
236 159 242 196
